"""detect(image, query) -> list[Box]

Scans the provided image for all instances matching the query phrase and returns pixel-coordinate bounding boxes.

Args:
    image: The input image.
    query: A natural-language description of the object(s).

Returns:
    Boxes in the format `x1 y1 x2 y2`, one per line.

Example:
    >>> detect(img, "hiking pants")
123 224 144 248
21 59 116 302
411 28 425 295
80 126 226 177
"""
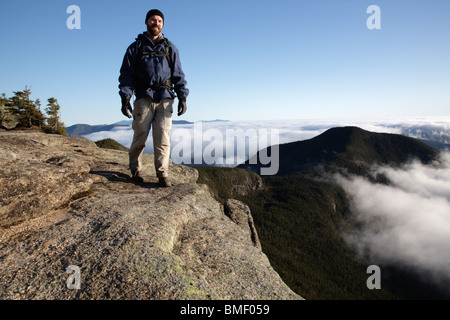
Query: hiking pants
129 96 173 178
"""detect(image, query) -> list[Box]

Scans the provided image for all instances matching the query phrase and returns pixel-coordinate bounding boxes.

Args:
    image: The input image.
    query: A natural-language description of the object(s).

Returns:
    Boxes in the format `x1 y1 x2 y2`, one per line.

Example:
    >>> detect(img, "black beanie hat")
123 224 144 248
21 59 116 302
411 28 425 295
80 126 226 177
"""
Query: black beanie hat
145 9 164 23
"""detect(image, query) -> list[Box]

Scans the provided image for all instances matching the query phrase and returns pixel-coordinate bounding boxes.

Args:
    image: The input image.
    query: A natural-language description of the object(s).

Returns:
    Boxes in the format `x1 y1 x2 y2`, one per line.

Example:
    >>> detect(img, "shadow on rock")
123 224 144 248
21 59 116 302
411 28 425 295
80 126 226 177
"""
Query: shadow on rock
89 170 159 189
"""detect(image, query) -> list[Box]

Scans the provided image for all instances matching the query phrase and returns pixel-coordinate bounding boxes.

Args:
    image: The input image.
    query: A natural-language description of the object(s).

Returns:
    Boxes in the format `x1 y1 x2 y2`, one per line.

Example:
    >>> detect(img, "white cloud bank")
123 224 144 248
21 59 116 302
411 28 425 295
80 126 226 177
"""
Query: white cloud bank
336 152 450 285
82 117 450 166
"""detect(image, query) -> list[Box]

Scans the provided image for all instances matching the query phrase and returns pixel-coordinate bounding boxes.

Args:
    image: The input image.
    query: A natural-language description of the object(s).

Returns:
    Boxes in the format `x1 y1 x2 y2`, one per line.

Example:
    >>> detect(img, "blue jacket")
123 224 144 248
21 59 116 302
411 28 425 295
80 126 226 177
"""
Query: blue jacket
119 32 189 102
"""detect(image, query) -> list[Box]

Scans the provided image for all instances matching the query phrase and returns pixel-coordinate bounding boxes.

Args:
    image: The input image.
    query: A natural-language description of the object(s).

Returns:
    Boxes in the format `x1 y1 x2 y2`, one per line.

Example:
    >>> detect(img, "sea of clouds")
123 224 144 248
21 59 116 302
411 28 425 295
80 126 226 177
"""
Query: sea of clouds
83 116 450 162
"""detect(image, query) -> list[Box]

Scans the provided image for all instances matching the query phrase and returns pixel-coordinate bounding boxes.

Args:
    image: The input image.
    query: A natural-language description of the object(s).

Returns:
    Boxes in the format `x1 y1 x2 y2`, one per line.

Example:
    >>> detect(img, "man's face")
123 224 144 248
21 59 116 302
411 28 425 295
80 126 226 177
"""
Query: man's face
146 15 163 36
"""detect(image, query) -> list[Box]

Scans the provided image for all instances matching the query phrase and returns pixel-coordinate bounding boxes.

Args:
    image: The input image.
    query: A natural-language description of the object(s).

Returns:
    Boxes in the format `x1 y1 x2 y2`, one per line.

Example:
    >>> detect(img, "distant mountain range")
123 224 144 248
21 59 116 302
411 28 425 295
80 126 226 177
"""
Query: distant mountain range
67 119 450 153
66 120 194 136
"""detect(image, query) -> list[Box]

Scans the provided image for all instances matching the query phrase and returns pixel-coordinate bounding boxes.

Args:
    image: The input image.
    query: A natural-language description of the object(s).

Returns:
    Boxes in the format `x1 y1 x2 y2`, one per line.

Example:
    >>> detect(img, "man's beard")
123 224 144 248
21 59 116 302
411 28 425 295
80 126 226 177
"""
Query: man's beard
148 25 162 36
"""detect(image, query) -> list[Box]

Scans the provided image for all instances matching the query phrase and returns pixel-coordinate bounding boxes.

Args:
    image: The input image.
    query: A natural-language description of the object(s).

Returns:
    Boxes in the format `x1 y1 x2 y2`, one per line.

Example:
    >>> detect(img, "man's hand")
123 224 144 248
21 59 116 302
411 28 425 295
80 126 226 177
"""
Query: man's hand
177 96 187 116
121 95 133 118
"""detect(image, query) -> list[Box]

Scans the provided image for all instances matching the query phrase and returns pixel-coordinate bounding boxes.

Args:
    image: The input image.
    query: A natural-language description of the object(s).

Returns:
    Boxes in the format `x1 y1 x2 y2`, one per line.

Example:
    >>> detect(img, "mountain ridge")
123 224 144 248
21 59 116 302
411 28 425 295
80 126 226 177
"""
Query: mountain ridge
241 126 439 176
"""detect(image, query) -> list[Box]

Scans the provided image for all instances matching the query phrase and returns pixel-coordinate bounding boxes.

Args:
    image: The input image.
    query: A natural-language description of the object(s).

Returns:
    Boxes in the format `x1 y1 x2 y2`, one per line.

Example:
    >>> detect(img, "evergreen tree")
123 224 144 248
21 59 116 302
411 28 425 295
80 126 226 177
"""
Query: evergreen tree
45 97 60 130
45 97 66 135
9 87 45 128
0 92 19 129
0 93 10 116
0 93 8 106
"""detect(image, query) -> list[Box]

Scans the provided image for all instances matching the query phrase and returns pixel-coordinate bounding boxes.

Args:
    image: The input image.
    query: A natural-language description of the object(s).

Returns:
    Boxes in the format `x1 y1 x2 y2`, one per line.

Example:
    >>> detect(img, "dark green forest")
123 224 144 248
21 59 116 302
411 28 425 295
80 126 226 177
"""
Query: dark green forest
196 166 394 299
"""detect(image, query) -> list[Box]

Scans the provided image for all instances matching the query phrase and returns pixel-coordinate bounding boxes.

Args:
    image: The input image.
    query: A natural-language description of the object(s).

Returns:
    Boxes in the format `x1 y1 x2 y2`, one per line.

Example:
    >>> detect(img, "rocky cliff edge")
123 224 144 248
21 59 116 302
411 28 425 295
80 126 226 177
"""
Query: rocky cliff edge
0 131 302 300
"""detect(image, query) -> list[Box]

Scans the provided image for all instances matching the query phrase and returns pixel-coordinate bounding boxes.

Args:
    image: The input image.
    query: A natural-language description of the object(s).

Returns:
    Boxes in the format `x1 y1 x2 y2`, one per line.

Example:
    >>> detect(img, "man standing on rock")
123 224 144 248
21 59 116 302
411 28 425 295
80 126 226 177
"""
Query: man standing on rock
119 9 189 187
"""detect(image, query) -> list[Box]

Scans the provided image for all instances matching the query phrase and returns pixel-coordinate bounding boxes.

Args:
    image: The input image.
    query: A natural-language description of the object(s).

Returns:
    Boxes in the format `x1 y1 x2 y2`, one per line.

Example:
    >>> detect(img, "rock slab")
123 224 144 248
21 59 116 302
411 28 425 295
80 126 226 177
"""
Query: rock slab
0 131 302 300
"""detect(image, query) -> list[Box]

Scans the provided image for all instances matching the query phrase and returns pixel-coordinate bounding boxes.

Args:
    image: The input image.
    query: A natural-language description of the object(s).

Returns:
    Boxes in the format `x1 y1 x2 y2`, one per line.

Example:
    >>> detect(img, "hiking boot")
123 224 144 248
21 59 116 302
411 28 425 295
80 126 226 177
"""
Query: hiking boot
131 171 144 183
158 177 171 188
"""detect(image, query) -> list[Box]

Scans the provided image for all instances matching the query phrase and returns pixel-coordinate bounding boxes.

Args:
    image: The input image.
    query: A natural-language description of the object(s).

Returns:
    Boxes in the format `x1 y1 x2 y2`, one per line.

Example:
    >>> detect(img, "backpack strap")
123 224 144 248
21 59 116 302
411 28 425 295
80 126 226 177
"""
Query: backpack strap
163 38 174 78
134 33 174 92
134 33 145 72
134 34 173 77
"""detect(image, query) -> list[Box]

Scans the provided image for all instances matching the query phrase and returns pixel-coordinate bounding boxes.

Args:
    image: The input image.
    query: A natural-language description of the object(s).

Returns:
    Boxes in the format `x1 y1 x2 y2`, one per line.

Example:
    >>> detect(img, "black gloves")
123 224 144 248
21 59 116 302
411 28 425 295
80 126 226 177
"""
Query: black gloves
121 94 133 118
177 96 187 116
121 94 186 117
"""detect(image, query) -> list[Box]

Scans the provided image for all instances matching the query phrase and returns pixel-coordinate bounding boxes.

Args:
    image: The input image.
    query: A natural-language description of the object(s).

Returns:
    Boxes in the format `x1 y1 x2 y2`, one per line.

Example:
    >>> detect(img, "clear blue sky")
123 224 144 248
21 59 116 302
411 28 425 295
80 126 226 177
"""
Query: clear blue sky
1 0 449 126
